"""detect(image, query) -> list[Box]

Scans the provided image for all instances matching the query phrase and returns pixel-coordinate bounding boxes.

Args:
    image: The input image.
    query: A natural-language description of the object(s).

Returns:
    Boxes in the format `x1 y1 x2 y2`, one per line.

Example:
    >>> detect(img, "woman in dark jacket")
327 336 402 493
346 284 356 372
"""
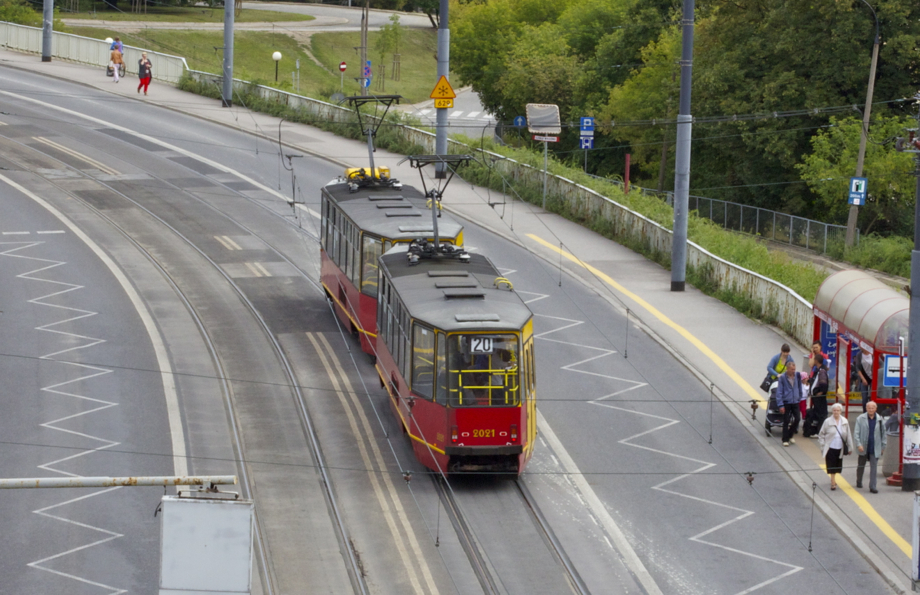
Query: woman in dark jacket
138 53 153 95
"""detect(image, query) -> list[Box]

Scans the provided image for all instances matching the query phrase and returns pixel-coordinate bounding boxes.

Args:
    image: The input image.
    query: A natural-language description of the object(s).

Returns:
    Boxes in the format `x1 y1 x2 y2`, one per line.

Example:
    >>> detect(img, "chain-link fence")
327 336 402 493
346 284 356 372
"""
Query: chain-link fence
594 176 858 255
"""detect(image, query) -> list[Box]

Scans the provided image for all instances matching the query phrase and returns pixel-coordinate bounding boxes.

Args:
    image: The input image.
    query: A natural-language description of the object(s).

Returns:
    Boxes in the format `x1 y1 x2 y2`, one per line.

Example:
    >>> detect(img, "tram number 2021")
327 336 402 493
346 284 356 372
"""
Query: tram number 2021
470 337 493 353
473 429 495 438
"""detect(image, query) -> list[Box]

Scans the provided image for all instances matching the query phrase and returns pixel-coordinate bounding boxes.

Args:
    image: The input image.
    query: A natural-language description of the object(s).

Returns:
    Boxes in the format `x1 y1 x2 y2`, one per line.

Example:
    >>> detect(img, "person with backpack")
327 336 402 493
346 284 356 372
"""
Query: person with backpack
806 353 830 435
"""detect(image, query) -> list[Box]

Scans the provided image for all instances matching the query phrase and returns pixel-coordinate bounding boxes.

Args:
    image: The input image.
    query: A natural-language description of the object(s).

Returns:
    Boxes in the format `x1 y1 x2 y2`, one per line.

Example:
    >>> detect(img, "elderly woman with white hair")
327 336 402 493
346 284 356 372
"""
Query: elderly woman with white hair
817 403 855 490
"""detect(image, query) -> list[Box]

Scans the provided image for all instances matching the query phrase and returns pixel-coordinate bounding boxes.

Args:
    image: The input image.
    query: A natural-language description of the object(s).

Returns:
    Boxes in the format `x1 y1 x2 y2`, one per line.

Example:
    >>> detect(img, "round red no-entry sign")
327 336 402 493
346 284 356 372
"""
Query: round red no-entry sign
339 61 347 72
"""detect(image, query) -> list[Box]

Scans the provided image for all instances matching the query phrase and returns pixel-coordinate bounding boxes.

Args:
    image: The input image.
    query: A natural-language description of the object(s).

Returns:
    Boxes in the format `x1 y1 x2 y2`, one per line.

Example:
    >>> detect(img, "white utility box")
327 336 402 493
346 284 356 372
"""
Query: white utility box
159 495 253 595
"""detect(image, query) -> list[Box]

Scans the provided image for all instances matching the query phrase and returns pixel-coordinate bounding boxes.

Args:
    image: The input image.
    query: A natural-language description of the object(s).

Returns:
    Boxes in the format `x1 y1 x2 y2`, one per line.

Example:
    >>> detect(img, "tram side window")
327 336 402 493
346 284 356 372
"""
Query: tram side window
401 305 411 381
377 276 388 334
362 235 382 298
436 331 447 403
320 198 328 248
411 324 435 400
447 335 521 407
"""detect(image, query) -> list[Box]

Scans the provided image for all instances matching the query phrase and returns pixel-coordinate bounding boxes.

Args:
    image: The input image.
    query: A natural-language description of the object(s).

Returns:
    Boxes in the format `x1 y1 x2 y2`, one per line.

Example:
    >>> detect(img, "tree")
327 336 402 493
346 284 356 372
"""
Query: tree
796 116 916 235
375 14 403 67
1 0 41 26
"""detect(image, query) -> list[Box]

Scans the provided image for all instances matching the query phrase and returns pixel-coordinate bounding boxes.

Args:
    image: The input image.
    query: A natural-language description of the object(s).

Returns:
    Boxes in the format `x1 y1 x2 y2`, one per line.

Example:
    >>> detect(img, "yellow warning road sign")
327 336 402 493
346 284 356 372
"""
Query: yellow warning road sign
430 76 457 100
434 98 454 109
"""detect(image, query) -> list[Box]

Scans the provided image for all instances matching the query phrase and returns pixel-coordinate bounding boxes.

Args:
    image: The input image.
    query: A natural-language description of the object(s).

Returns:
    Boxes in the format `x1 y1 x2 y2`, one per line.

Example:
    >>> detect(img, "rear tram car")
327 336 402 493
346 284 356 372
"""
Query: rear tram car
320 169 464 354
374 241 537 475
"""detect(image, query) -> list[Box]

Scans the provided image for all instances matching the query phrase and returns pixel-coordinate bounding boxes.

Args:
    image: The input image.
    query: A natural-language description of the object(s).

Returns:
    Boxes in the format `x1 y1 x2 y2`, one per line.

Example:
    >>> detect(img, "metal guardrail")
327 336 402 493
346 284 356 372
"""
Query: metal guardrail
592 175 858 255
0 21 188 83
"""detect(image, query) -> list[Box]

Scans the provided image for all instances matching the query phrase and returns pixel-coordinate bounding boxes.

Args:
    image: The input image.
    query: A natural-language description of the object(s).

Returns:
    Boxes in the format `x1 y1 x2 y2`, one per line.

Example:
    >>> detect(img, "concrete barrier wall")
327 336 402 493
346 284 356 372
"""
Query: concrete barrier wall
0 22 188 82
199 71 814 345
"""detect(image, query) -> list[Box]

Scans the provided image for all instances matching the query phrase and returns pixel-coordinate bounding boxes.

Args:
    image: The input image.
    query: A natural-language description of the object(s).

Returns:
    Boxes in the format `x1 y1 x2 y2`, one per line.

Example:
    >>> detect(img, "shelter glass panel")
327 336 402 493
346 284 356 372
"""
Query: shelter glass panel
447 334 520 407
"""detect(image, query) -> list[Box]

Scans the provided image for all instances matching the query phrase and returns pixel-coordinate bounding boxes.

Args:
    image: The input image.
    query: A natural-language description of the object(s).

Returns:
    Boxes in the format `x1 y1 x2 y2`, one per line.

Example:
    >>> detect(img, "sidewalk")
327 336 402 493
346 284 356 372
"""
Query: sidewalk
1 49 914 593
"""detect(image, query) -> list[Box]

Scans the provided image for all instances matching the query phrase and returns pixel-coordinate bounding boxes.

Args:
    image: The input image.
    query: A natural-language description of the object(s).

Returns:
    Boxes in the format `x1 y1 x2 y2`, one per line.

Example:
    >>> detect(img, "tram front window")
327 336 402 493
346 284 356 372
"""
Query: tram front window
448 334 520 407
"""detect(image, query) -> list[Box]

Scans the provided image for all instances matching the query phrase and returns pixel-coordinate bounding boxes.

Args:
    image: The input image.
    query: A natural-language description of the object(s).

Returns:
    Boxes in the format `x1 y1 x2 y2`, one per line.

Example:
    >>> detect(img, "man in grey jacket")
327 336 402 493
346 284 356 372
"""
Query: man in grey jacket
776 361 804 447
855 401 886 492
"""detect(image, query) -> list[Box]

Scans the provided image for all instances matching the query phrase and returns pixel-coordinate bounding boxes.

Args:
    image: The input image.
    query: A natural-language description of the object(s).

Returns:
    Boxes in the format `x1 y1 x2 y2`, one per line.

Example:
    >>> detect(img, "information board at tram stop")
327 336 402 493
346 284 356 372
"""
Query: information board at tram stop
848 176 867 205
430 75 456 109
883 354 909 387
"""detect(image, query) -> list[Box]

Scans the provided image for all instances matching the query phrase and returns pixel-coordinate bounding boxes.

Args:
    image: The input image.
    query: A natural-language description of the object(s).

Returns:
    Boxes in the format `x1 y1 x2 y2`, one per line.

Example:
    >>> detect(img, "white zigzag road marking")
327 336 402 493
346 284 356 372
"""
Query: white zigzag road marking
532 308 801 593
514 288 550 306
2 240 126 594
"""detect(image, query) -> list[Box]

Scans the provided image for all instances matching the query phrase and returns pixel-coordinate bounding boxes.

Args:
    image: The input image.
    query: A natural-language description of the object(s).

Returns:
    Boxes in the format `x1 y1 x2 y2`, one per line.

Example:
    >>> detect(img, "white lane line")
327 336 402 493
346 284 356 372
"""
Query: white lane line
0 174 187 476
3 231 30 235
537 411 663 595
1 238 126 592
294 203 322 219
253 262 271 277
33 136 120 176
308 333 438 595
448 111 464 119
599 401 803 593
37 230 65 234
29 487 127 595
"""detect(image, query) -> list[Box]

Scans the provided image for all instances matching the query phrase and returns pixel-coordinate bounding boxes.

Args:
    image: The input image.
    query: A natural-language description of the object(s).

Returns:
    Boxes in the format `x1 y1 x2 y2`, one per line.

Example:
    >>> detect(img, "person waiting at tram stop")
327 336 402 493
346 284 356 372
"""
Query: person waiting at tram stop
776 360 805 447
766 343 792 384
855 348 873 412
855 401 886 493
809 353 830 425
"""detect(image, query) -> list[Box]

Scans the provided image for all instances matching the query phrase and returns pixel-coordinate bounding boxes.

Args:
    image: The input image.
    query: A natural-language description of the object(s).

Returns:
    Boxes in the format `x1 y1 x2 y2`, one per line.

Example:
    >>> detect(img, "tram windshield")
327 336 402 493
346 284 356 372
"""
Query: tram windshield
447 334 521 407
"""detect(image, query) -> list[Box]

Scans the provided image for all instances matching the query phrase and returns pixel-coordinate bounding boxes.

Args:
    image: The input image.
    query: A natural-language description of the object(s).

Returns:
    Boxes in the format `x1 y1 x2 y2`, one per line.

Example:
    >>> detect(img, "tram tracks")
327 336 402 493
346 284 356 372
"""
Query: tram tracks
434 476 590 595
0 138 368 594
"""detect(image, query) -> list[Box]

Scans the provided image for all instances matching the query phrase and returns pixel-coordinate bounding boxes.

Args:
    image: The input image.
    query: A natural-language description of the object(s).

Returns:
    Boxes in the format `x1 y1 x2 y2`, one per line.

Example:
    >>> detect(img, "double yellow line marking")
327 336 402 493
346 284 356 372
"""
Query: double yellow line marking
33 137 120 176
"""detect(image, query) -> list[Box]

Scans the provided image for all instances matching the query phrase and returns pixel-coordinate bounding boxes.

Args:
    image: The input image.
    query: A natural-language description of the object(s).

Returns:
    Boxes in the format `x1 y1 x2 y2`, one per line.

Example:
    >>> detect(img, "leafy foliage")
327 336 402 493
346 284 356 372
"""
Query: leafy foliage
451 0 920 237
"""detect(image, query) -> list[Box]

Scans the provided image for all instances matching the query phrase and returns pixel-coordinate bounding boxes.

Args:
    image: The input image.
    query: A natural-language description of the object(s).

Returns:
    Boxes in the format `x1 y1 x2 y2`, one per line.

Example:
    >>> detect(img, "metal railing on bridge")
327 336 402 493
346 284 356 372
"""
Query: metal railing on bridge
0 21 188 83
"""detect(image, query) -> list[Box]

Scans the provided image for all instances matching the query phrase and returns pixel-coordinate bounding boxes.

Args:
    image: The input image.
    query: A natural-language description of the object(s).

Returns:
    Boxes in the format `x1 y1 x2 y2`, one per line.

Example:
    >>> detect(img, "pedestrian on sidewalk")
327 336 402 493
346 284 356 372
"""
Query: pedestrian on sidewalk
110 48 124 83
766 344 792 384
776 360 804 447
818 403 854 490
138 53 153 95
809 353 830 423
110 36 123 53
808 341 827 371
855 401 886 492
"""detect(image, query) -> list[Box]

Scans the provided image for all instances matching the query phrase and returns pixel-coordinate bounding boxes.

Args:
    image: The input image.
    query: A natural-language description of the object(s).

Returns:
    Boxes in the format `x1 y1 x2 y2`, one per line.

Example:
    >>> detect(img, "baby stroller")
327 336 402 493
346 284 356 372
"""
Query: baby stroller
764 381 784 436
106 62 126 77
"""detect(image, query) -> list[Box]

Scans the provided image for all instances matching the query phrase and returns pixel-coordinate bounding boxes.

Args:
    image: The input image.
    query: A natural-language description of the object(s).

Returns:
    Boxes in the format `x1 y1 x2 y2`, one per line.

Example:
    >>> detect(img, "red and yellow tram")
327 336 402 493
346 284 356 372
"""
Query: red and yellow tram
374 242 537 475
320 170 464 354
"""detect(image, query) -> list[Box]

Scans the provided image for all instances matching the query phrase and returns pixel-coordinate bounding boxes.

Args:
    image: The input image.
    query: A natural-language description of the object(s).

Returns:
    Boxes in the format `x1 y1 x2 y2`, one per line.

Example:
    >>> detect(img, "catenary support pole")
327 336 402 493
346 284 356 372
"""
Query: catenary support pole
905 149 920 491
41 0 52 62
221 0 235 107
845 1 881 247
435 0 449 178
670 0 695 292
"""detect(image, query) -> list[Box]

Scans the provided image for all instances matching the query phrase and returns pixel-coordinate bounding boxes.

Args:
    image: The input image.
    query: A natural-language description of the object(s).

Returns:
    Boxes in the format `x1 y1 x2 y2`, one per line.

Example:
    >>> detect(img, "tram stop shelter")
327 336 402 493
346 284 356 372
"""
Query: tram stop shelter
812 269 909 418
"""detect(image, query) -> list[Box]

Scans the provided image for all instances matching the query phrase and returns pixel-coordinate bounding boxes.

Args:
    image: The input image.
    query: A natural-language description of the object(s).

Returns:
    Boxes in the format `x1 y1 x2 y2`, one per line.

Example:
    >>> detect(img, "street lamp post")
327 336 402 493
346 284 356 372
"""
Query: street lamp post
845 0 881 247
272 51 282 83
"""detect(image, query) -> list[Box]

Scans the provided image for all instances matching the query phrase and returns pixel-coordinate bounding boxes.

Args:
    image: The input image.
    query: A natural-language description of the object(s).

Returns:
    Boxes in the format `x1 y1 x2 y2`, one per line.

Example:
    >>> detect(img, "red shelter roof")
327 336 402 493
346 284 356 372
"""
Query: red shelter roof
813 270 908 353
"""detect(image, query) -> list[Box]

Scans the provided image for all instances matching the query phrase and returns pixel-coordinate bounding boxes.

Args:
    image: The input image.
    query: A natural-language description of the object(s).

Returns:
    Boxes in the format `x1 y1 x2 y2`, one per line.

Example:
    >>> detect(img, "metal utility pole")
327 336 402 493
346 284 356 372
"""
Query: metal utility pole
670 0 695 292
901 98 920 491
41 0 52 62
435 0 449 178
221 0 235 107
845 0 881 247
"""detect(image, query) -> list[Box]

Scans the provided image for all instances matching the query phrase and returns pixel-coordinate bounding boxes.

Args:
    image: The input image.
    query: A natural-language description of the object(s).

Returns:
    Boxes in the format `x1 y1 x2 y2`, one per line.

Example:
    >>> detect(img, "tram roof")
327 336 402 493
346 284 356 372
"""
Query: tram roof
323 181 464 242
379 246 533 332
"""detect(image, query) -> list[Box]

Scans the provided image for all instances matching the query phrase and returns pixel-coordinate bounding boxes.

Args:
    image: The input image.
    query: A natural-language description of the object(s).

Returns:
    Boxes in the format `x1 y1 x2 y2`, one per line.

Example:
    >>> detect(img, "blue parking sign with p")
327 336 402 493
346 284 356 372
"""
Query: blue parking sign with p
580 117 595 132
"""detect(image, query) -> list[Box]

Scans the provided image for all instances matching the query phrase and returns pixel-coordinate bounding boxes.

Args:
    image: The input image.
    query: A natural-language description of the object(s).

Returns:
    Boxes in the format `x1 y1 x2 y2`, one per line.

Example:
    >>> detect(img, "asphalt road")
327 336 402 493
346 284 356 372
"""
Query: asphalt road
0 62 897 595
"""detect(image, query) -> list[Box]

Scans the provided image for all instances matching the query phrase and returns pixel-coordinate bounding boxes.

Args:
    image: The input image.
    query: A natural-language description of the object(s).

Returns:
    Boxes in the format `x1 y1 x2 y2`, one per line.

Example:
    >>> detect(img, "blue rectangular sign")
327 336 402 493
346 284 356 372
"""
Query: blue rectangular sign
848 176 867 206
580 117 595 132
883 354 908 387
579 137 594 149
